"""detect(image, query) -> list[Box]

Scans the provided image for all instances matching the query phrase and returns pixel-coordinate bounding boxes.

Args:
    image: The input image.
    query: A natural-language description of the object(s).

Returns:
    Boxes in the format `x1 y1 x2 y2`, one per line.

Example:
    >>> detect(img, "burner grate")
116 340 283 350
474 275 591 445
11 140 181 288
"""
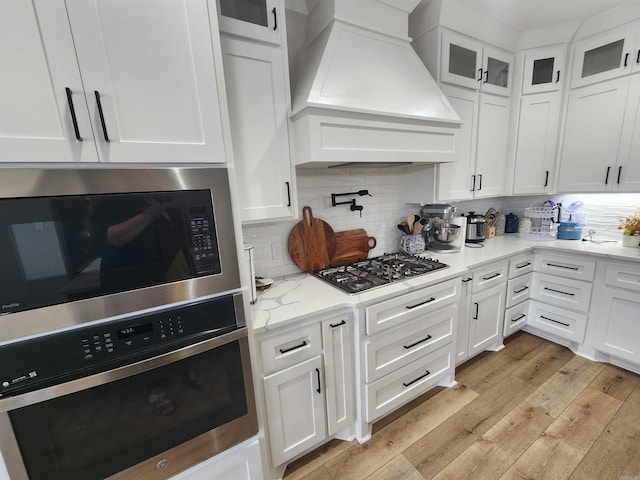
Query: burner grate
314 253 448 293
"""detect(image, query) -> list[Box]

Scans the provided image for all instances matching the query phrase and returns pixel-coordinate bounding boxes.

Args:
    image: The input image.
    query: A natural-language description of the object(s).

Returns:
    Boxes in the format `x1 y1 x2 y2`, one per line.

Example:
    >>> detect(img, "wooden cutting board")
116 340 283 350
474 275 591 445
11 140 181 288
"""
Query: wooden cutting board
288 206 336 272
330 229 377 266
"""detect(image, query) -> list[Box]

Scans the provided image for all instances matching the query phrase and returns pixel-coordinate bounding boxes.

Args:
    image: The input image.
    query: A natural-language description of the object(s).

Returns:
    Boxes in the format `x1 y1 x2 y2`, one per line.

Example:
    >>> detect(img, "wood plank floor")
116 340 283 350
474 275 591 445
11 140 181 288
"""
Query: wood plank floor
282 332 640 480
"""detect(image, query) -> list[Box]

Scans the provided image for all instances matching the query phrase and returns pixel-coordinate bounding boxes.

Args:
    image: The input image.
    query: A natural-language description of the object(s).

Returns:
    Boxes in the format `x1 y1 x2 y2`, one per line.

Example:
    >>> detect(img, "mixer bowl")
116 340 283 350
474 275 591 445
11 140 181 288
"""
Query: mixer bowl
433 224 461 243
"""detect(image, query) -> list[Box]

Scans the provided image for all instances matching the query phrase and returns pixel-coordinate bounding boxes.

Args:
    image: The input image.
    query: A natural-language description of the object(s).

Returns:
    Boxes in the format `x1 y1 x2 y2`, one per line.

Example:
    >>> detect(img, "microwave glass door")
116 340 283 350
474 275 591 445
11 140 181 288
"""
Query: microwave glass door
0 190 221 315
9 339 250 480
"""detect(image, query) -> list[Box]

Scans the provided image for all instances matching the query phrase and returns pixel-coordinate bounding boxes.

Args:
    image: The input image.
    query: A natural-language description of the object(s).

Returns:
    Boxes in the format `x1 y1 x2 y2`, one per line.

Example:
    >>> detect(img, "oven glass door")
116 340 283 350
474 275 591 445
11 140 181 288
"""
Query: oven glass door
7 334 255 480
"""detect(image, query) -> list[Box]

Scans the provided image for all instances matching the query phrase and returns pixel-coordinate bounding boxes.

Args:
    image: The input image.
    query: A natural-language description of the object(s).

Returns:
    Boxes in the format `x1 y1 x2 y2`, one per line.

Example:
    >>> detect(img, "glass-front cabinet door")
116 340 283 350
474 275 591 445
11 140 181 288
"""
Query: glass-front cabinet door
571 22 639 88
440 30 512 96
217 0 281 45
522 45 566 95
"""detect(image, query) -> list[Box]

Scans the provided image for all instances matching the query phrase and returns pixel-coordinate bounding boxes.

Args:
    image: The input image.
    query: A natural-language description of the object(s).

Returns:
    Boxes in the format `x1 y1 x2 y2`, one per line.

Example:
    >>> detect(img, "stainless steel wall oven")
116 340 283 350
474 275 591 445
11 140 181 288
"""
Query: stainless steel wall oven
0 168 257 479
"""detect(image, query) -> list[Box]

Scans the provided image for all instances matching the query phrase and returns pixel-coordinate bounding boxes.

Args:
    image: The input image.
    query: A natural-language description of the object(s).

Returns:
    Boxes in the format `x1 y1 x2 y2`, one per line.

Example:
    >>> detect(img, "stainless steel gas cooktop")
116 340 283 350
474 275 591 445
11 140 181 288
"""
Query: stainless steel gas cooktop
314 253 448 294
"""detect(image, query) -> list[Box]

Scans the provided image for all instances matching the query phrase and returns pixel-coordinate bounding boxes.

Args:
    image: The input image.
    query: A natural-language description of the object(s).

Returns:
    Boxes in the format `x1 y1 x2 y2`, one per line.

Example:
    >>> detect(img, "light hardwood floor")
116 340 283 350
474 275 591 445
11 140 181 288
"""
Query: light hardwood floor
283 331 640 480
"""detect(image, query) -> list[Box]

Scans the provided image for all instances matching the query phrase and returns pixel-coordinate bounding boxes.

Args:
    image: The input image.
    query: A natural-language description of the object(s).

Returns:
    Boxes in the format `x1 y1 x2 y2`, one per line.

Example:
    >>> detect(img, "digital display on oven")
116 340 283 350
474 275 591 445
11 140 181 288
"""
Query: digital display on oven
117 323 153 339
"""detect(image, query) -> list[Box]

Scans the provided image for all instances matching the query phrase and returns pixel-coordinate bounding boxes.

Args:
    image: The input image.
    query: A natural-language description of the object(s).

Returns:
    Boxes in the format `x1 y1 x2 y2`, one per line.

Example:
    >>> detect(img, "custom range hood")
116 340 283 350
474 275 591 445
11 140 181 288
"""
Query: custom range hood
290 0 461 167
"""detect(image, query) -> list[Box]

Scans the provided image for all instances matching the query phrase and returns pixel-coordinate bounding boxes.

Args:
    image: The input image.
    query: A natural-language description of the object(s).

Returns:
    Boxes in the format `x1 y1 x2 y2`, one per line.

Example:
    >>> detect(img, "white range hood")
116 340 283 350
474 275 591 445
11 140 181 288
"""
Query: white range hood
290 0 461 167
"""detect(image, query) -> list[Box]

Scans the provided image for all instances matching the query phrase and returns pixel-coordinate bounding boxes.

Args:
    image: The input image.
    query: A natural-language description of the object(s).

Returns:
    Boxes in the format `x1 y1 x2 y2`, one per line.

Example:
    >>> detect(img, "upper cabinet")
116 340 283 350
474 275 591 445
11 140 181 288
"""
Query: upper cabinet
570 21 640 89
217 0 282 45
0 0 228 164
441 30 513 96
522 45 566 94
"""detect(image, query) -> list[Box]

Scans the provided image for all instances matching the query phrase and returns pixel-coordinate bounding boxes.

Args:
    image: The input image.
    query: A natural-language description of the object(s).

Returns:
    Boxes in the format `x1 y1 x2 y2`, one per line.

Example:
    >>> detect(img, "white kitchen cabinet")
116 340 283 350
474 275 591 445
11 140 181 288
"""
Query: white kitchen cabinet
616 74 640 192
441 30 513 96
263 355 326 467
456 276 473 364
217 0 282 45
512 92 561 195
468 283 506 357
522 45 566 95
557 76 630 192
475 93 510 198
257 311 354 467
503 253 534 338
570 21 640 89
220 35 295 222
1 0 228 164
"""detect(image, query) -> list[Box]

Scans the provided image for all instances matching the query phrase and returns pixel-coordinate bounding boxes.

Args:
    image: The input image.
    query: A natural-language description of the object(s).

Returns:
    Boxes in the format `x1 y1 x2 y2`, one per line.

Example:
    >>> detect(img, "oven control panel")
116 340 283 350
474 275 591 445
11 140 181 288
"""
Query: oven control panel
0 294 239 398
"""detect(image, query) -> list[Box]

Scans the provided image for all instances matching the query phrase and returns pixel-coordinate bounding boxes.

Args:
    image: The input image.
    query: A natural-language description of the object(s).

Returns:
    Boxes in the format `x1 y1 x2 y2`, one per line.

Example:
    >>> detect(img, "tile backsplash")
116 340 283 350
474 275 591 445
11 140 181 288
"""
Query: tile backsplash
242 167 640 278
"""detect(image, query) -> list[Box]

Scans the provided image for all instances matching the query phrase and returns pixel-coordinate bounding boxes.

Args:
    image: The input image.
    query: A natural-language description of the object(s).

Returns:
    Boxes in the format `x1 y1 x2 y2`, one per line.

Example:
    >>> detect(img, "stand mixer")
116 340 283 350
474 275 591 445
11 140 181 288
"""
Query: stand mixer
419 204 462 253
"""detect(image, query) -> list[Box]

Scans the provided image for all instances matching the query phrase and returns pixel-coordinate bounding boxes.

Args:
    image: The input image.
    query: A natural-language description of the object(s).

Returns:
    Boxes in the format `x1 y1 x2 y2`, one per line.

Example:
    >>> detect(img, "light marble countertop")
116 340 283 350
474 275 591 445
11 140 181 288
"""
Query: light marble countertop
251 235 640 332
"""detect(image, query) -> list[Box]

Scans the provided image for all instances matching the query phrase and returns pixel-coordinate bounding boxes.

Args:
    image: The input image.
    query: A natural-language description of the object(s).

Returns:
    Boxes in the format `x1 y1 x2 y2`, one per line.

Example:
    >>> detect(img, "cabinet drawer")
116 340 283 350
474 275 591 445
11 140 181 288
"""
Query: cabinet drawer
504 300 529 337
365 278 460 335
534 252 596 281
603 261 640 293
365 344 454 423
260 323 322 374
509 253 534 278
506 272 532 308
472 261 509 293
364 305 456 383
528 300 588 342
531 272 593 313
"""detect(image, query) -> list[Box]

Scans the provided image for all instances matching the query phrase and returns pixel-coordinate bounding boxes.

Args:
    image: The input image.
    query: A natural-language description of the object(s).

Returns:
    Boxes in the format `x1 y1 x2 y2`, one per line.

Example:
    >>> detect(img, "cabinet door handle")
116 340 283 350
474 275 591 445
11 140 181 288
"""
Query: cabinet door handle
482 272 501 281
516 262 532 270
512 314 526 322
544 286 575 296
471 175 476 192
544 170 549 187
473 302 479 320
406 297 436 309
624 52 629 67
546 263 578 271
65 87 82 141
94 90 110 142
329 320 346 328
605 166 611 184
315 368 321 394
477 68 483 81
403 370 431 387
555 70 560 83
540 315 570 327
272 7 277 30
279 340 307 354
477 174 483 190
285 181 291 206
637 49 640 64
483 70 489 83
514 286 529 294
617 166 622 184
404 334 433 350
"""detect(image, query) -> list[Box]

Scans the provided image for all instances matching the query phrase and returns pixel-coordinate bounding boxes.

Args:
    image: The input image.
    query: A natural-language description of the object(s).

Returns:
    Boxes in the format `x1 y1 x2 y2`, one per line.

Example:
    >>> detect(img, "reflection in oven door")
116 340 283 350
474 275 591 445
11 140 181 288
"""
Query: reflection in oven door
0 300 257 480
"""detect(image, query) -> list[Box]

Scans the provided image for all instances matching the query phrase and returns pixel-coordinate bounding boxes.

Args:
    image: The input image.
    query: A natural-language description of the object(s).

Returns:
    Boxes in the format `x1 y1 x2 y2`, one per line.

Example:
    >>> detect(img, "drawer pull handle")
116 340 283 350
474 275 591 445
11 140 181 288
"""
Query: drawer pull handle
482 272 501 281
462 277 473 283
404 335 433 350
279 340 307 354
330 320 346 328
315 368 321 394
403 370 431 387
516 262 532 269
544 287 575 296
540 315 570 327
406 297 436 309
512 314 526 322
514 286 529 294
546 263 578 271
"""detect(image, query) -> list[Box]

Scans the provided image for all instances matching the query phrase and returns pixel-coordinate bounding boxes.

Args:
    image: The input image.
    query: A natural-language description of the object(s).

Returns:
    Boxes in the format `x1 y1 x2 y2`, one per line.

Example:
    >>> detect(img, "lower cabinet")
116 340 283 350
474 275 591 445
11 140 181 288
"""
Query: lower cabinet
257 311 353 467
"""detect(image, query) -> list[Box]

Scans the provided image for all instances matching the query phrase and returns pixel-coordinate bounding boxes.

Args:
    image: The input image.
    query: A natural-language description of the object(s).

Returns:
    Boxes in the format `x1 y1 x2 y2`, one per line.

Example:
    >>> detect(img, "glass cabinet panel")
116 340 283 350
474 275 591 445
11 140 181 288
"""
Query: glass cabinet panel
217 0 280 45
220 0 267 27
522 45 565 94
581 40 624 78
449 43 478 80
532 57 555 85
486 56 509 88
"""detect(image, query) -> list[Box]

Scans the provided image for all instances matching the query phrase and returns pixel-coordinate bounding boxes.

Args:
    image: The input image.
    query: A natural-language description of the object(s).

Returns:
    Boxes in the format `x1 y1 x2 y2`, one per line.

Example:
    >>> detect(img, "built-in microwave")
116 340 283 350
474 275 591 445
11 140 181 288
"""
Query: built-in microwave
0 167 241 343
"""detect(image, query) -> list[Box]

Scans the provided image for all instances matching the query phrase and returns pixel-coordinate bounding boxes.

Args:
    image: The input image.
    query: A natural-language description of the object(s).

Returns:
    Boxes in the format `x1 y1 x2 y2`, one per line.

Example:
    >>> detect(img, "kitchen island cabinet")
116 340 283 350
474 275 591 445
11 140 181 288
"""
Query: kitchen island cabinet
1 0 229 164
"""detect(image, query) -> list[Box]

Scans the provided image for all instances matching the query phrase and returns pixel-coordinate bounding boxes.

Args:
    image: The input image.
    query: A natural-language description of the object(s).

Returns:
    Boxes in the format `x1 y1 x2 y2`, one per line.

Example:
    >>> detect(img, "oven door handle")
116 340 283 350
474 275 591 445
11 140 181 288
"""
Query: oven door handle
0 328 249 412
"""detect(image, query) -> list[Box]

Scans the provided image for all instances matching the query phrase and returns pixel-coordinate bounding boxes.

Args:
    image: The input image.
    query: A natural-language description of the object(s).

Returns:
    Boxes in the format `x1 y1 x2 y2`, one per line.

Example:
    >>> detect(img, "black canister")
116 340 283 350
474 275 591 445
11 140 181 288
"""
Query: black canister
505 212 519 233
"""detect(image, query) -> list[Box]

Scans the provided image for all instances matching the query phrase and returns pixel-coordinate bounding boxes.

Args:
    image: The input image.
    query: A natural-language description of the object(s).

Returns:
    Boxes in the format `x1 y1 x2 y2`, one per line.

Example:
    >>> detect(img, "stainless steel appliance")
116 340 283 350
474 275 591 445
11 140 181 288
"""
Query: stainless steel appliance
0 295 257 480
465 212 487 243
315 253 448 293
420 204 461 253
0 167 240 343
